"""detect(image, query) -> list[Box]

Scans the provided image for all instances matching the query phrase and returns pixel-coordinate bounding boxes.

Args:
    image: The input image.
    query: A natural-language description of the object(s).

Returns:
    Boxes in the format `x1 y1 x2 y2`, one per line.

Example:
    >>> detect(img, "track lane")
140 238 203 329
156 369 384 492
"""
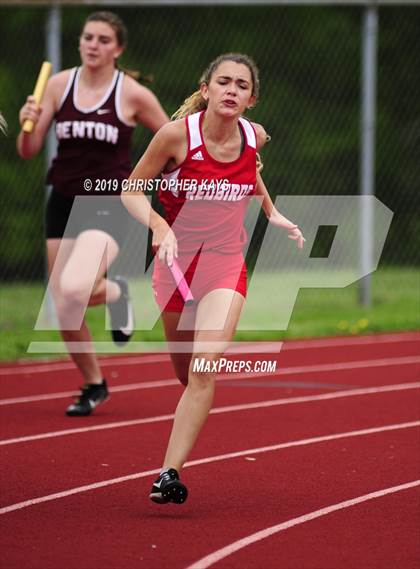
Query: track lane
1 386 418 507
1 425 418 569
1 333 418 569
1 382 419 447
0 360 418 441
187 483 420 569
0 333 418 398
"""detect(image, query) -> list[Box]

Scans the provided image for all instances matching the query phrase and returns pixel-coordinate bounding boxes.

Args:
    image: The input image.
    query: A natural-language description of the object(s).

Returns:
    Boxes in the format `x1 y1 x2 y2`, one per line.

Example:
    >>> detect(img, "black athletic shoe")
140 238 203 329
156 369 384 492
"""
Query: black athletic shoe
149 468 188 504
66 380 109 416
108 276 134 347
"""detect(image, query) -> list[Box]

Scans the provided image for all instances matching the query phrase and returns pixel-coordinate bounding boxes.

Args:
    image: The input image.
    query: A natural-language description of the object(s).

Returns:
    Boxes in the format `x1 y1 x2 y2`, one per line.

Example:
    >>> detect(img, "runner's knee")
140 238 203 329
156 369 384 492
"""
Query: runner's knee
188 353 221 390
59 276 92 306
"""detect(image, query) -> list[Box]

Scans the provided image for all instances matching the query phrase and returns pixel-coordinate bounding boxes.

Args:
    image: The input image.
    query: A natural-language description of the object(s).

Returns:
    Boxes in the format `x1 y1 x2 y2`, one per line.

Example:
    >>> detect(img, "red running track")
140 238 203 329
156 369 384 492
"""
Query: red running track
0 331 419 569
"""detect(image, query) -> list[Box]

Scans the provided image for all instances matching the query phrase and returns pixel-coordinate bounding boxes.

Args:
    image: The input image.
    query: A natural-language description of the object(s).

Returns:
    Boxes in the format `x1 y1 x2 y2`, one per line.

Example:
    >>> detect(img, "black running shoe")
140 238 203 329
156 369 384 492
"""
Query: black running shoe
108 276 134 347
66 380 109 416
149 468 188 504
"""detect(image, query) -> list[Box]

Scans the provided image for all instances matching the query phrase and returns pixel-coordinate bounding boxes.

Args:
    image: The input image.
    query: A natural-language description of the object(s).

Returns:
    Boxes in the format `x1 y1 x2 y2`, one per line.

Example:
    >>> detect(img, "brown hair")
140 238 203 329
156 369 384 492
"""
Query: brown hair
82 12 153 83
172 53 260 120
84 11 127 47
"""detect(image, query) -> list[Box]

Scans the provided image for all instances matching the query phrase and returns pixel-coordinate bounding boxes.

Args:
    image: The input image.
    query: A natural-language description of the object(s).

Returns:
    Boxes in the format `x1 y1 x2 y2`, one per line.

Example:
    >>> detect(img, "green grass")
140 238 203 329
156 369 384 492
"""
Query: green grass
0 267 418 362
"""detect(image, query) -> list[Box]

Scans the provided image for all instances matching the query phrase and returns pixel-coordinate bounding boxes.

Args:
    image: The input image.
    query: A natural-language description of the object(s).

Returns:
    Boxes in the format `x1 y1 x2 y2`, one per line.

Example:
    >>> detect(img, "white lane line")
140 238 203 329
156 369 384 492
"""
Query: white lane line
229 332 420 353
1 421 418 515
0 354 170 376
1 355 419 406
1 332 418 376
1 382 419 446
186 480 420 569
0 378 180 405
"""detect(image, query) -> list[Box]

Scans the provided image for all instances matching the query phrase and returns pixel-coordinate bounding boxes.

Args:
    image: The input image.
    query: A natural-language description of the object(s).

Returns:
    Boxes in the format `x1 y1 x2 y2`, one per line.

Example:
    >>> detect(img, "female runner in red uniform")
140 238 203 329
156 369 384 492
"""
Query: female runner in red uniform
122 53 304 503
17 12 168 416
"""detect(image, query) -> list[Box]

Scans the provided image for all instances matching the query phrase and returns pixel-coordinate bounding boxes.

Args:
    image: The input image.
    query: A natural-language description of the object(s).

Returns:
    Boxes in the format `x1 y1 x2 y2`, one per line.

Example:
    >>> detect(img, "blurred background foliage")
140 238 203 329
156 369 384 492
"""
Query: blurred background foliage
0 4 419 281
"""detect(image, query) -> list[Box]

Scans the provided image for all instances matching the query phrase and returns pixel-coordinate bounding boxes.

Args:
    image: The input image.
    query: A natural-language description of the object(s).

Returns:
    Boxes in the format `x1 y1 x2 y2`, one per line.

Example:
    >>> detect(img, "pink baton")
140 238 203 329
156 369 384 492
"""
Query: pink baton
169 259 194 306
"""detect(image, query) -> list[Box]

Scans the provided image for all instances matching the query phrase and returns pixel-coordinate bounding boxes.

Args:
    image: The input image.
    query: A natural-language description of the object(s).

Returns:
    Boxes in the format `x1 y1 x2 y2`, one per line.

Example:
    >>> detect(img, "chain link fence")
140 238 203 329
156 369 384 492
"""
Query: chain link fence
1 4 419 283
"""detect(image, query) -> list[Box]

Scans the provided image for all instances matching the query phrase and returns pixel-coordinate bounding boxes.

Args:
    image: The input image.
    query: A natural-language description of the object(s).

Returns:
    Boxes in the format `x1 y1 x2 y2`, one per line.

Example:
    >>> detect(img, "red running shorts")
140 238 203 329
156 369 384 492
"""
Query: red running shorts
152 250 247 312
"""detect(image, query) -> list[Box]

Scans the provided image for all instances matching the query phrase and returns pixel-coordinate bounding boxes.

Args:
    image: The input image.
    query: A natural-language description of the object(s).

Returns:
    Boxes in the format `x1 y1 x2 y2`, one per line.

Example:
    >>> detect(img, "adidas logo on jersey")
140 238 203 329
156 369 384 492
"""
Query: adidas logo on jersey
191 150 204 160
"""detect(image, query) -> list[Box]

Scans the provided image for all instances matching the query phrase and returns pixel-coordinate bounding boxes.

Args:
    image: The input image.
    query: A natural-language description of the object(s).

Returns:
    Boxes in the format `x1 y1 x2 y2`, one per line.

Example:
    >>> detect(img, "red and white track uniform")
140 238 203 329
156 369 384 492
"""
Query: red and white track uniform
153 110 257 312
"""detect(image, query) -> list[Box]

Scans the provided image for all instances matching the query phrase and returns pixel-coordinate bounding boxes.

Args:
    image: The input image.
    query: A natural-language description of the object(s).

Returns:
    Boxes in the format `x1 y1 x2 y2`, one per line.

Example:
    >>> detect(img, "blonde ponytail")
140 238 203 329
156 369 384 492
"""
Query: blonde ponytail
0 112 7 135
256 153 264 173
171 90 207 120
256 135 271 172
